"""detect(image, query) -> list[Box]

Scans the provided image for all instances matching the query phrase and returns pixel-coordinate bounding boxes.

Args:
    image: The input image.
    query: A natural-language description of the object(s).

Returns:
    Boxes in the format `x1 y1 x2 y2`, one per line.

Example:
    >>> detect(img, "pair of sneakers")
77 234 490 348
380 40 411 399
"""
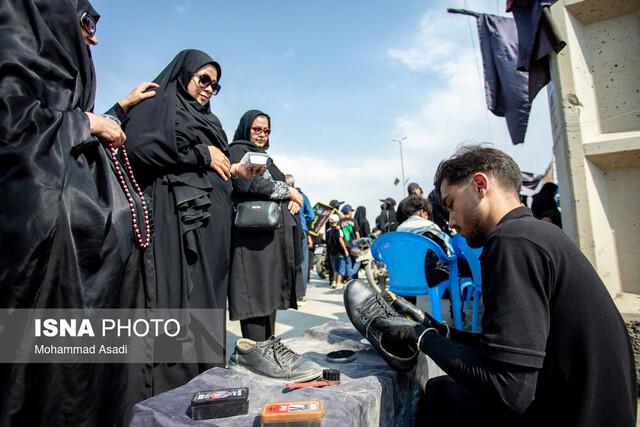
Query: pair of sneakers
343 280 423 373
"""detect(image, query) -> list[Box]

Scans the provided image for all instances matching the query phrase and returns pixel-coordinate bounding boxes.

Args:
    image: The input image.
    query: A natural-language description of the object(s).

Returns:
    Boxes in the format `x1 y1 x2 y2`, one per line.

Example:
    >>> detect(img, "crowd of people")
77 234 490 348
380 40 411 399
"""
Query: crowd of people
1 1 635 426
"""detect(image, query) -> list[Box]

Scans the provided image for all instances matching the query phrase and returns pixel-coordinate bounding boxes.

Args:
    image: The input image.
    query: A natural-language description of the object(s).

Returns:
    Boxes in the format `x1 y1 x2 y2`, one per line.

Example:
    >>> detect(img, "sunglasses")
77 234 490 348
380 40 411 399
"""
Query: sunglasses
193 73 221 96
251 126 271 136
80 12 96 36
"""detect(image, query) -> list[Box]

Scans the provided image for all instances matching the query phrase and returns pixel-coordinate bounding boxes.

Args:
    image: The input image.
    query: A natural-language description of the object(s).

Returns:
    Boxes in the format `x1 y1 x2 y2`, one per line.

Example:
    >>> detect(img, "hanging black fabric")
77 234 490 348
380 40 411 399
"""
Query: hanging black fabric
449 6 564 145
0 0 148 425
449 9 531 145
507 0 565 101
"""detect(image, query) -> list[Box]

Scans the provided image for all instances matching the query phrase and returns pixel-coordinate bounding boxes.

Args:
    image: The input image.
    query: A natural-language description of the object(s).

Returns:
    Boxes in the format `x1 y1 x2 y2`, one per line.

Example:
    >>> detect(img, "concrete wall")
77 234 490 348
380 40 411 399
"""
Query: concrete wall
548 0 640 297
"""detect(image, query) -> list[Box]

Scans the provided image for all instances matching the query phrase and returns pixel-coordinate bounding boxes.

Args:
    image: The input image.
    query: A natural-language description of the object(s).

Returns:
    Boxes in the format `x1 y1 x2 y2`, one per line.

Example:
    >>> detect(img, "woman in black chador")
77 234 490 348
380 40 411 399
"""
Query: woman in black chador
531 182 562 228
228 110 305 341
124 50 260 393
0 0 150 425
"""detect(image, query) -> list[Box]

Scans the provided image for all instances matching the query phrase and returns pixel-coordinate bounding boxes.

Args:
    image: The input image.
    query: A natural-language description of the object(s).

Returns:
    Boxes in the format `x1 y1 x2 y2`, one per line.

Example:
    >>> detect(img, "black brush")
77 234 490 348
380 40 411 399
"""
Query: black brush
286 369 341 388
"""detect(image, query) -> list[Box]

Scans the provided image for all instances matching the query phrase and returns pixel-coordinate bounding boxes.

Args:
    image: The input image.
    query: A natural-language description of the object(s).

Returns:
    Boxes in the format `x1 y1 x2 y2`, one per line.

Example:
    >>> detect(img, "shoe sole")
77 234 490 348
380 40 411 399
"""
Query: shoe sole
228 359 323 383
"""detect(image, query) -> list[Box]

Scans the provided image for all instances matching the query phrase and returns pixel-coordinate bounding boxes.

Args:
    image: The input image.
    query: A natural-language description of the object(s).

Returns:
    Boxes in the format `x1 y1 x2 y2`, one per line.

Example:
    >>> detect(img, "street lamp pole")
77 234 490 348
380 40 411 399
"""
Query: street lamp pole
392 137 407 196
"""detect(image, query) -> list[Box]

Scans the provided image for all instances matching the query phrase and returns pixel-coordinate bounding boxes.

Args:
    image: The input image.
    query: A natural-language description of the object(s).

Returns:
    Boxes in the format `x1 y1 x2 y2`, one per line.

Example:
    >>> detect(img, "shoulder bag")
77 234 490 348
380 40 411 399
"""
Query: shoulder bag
234 201 281 230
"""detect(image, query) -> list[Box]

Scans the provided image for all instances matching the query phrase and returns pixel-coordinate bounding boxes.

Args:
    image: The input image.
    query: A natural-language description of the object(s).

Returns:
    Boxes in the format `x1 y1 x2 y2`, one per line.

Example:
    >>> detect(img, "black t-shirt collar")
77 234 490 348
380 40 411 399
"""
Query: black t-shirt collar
496 206 533 227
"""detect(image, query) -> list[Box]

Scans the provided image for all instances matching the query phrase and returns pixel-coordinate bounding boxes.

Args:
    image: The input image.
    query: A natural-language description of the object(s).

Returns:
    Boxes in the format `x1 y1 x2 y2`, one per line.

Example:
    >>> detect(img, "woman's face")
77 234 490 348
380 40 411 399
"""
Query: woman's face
79 12 98 48
249 115 270 147
187 64 218 106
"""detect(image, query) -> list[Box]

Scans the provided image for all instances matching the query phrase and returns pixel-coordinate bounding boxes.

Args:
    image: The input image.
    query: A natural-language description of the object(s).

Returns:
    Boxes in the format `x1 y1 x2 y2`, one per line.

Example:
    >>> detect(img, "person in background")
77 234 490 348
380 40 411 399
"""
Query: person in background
228 110 304 342
375 145 636 426
427 188 451 235
286 174 315 305
323 199 345 282
329 199 345 214
354 206 371 237
338 204 361 280
326 214 349 289
396 195 453 305
375 197 397 233
531 182 562 228
408 182 424 197
398 183 425 223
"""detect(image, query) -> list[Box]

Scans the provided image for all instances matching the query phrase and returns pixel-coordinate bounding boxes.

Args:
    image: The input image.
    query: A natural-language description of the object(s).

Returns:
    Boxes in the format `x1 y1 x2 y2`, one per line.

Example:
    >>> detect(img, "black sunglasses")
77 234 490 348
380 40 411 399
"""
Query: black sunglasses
193 73 221 96
80 12 96 36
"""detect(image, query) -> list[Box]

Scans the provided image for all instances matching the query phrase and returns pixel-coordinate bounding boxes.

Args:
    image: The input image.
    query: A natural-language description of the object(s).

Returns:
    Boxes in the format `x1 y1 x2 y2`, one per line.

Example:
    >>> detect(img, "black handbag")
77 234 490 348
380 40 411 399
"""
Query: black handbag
234 201 281 230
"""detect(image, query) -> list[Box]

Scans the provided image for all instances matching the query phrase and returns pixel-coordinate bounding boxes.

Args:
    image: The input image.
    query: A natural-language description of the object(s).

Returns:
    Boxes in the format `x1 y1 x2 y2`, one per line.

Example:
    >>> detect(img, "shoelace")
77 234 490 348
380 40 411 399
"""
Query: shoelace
262 337 297 368
358 293 401 338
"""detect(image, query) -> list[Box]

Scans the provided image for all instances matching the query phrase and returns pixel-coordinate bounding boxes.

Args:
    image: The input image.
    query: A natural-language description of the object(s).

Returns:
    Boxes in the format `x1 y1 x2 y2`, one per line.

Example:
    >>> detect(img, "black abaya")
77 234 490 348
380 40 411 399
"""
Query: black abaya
124 50 231 391
531 182 562 228
0 1 149 425
228 110 303 327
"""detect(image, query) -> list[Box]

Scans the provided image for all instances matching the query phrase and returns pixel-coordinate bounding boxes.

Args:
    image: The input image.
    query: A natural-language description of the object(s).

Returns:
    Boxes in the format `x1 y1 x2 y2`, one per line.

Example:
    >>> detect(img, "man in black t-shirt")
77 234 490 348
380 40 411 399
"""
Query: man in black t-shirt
374 146 637 426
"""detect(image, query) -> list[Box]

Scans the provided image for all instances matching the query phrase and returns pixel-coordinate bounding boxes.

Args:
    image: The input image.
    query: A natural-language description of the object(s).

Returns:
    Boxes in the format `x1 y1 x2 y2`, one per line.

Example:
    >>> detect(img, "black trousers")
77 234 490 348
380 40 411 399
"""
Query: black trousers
240 311 277 342
417 375 518 426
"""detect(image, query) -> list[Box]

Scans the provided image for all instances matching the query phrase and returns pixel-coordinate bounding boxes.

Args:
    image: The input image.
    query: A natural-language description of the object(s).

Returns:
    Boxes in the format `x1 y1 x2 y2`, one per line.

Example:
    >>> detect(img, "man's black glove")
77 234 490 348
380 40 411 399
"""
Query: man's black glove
372 317 437 350
384 292 449 337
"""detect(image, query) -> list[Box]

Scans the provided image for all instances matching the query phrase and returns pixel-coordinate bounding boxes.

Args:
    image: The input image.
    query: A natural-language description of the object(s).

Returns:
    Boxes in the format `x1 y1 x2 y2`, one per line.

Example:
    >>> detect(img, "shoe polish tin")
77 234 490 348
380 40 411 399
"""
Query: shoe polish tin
326 350 356 363
190 387 249 420
260 400 323 426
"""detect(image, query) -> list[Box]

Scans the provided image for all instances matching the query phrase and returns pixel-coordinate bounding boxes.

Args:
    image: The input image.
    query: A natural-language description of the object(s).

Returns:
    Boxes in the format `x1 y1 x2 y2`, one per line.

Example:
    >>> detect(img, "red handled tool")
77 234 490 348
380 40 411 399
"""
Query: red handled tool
286 369 340 389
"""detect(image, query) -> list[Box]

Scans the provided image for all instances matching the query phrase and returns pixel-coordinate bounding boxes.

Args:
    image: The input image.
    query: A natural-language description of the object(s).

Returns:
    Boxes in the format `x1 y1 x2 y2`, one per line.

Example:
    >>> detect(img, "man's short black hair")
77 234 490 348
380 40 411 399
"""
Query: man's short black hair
433 144 522 205
398 195 432 220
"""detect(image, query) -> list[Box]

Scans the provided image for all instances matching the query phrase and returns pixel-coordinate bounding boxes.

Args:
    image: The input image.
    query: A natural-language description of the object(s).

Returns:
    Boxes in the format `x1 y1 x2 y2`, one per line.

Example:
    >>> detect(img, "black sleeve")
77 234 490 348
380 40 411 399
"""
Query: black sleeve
479 235 550 368
229 148 277 199
425 311 480 348
420 332 539 414
105 103 130 129
231 171 277 199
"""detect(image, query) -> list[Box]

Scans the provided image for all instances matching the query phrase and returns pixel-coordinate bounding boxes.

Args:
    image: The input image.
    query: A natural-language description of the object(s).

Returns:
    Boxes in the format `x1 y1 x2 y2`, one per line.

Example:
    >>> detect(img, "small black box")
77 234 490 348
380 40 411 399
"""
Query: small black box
190 387 249 420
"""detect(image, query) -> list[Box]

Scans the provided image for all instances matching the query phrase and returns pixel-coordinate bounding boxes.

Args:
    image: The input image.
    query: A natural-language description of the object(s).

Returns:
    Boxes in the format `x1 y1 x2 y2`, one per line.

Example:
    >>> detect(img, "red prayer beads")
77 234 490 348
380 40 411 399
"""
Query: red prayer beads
109 144 151 248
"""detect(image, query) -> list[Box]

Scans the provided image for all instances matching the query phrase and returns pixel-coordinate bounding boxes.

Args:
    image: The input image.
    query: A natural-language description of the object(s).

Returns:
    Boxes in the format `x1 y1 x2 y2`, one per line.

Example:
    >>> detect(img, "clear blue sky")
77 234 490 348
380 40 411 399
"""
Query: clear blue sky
91 0 554 225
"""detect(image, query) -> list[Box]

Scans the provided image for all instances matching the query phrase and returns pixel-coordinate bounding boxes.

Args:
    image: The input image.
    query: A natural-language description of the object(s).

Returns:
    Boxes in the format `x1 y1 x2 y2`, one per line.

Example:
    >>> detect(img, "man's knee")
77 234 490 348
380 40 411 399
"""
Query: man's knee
417 376 486 426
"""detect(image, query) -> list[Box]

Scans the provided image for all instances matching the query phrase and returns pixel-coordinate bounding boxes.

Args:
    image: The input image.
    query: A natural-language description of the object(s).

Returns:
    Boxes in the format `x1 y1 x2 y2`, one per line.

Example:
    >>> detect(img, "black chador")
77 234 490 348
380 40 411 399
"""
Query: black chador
125 49 231 392
0 0 149 425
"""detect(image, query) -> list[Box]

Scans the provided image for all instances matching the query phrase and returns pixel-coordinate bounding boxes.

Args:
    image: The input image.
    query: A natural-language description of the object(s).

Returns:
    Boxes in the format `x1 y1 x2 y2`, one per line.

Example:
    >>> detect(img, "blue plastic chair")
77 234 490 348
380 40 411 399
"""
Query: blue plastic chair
452 234 483 332
371 231 463 329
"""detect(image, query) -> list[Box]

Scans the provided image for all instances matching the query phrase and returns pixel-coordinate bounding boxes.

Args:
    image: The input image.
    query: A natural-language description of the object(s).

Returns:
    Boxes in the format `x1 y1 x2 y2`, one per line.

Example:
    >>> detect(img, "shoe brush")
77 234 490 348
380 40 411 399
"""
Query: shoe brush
285 369 341 389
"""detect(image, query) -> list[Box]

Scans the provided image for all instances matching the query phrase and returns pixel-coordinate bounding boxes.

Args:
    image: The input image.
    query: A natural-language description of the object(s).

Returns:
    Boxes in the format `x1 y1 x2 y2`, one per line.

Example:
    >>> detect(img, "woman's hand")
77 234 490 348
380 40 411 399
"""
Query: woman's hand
86 112 126 147
208 146 231 180
288 200 300 214
288 187 304 206
118 82 159 112
287 187 303 215
230 163 265 179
